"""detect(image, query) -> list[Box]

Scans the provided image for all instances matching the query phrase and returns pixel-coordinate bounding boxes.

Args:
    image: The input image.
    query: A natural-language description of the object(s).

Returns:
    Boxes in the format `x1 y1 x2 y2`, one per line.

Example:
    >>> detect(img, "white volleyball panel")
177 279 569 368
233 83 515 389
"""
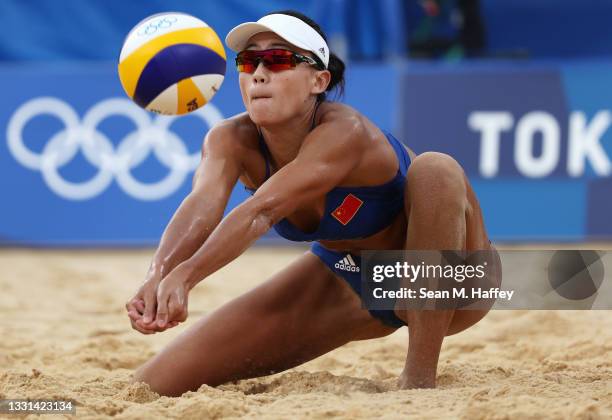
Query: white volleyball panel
119 13 209 62
145 83 178 115
191 74 225 102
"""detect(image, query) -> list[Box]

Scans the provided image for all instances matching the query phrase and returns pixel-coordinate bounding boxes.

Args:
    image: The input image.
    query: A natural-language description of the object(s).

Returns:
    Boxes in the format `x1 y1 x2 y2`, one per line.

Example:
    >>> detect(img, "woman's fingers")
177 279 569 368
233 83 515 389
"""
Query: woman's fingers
142 291 158 325
132 322 156 334
134 299 146 315
129 310 180 334
126 296 152 334
155 290 170 328
129 312 157 334
136 316 177 332
126 281 182 334
125 298 141 317
126 299 145 326
128 278 187 332
157 289 188 328
127 310 140 322
168 297 188 322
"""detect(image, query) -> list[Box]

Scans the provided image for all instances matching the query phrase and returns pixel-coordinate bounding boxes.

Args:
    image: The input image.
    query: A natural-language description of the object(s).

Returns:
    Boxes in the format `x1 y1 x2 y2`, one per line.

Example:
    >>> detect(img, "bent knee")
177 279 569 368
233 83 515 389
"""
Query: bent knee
407 152 467 206
131 363 157 390
408 152 465 185
130 360 185 397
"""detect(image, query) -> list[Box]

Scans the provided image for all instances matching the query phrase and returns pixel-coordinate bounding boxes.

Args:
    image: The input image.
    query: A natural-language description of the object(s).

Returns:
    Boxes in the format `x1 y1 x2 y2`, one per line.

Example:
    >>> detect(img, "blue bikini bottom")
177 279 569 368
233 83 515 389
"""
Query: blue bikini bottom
310 242 406 329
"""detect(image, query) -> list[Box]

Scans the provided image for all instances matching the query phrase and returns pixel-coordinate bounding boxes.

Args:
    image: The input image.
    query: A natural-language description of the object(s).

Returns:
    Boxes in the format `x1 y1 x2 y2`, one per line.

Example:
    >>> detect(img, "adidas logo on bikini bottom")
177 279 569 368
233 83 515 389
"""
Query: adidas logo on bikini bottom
334 254 360 272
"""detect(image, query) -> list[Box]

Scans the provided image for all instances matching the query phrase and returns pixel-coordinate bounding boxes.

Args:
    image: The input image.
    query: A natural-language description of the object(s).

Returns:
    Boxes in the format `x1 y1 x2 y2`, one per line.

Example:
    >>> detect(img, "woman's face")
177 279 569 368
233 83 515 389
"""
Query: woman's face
238 32 329 126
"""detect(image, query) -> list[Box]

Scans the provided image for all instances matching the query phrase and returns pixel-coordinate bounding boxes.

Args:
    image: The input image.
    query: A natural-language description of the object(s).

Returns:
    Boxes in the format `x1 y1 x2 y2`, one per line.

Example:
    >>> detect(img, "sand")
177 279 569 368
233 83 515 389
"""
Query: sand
1 246 611 419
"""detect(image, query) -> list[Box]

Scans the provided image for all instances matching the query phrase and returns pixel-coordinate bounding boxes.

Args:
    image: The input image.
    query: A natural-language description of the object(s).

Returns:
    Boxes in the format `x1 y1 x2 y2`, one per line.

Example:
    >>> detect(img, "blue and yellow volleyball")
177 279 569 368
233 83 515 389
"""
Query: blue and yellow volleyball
118 12 226 115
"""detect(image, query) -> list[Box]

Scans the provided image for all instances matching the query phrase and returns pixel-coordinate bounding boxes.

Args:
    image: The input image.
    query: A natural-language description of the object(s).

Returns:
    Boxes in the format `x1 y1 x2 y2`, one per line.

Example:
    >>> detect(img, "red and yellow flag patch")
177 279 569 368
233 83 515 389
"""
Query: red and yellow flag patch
331 194 363 225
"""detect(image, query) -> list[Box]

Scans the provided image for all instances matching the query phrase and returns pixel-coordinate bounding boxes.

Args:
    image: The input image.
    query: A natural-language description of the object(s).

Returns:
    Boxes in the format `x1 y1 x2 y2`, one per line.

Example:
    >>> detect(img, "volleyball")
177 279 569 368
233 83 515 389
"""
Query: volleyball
118 12 226 115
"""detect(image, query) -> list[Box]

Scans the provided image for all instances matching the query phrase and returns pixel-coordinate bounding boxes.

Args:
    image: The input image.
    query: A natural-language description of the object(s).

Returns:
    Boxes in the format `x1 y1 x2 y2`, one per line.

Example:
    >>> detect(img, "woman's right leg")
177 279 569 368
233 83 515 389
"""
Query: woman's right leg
132 251 397 397
394 152 501 389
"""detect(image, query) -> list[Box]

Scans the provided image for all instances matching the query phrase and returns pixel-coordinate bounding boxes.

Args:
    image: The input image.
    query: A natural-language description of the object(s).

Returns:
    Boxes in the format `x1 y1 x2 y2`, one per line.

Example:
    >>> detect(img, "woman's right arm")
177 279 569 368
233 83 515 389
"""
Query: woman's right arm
148 122 243 281
126 122 243 333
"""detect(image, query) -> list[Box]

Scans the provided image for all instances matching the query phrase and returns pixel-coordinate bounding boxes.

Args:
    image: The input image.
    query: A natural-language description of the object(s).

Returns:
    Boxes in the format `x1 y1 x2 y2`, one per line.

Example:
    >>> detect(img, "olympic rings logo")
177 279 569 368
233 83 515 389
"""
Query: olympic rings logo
7 97 223 201
137 16 178 36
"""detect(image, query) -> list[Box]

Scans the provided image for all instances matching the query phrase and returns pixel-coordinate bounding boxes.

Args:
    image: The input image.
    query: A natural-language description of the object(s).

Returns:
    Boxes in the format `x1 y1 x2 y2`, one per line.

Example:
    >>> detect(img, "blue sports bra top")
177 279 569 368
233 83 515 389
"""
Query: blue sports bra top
244 129 412 242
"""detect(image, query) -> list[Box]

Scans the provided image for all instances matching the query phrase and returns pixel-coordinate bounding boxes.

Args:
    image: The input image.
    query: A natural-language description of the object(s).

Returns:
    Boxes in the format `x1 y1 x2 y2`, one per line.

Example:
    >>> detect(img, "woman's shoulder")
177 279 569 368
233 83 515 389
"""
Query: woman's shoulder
317 102 380 139
316 102 385 149
204 112 260 154
317 102 362 124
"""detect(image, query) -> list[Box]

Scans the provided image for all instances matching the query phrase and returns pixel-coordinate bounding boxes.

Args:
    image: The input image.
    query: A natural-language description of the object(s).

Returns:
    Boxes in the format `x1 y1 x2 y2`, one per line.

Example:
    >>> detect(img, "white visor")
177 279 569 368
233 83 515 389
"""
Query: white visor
225 13 329 68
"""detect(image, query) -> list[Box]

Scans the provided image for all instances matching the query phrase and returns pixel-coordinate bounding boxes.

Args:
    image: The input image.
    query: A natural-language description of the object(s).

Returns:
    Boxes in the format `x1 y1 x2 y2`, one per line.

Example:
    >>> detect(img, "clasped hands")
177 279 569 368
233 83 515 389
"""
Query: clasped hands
125 268 192 334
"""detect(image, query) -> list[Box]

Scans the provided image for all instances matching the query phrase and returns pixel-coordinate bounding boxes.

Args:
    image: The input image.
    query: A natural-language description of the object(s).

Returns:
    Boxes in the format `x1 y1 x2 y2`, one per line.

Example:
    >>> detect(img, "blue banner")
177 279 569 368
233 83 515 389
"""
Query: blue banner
1 60 610 245
399 61 612 241
0 62 398 245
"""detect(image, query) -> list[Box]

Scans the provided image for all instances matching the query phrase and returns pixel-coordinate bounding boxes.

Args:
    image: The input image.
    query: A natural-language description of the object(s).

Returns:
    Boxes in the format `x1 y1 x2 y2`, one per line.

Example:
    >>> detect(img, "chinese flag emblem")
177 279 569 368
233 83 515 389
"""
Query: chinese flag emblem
331 194 363 225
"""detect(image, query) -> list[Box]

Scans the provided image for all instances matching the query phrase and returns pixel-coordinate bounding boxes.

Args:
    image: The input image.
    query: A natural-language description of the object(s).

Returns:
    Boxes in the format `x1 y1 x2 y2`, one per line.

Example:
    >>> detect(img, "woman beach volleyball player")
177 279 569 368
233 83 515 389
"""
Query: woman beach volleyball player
126 10 498 397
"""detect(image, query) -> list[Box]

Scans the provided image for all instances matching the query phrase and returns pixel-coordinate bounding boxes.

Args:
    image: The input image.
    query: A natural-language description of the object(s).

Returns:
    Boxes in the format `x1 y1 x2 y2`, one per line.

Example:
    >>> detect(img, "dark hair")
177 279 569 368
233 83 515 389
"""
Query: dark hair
265 10 345 102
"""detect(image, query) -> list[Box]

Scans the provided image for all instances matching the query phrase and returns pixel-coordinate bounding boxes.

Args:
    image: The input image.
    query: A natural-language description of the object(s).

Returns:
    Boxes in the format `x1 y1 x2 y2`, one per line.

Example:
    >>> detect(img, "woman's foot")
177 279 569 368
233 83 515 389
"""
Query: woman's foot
397 369 436 389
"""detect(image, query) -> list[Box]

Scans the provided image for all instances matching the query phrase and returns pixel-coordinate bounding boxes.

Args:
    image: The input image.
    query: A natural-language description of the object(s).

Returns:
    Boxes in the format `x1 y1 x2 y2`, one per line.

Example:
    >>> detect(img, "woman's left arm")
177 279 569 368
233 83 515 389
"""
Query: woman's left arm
158 117 359 293
183 116 364 286
154 116 365 326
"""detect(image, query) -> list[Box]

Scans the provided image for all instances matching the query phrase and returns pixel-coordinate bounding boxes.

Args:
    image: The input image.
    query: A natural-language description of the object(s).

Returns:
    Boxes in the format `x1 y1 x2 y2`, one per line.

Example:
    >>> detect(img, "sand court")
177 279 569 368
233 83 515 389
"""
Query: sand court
1 247 611 419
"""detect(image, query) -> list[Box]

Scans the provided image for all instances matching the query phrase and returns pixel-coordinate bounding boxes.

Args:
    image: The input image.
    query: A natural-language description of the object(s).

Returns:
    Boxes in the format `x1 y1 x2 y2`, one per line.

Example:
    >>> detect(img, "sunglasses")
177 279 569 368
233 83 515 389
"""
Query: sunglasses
235 49 324 73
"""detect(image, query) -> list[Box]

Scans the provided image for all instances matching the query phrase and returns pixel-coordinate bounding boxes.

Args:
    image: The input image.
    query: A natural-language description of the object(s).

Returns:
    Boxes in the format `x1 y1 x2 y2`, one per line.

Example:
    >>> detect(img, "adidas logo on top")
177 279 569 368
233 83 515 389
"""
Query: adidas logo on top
335 254 360 272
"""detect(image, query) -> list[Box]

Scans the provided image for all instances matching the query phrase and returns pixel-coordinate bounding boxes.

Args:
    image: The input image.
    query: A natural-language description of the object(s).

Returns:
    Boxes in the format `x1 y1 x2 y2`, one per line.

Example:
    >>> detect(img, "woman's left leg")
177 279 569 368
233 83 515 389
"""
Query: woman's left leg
394 151 501 389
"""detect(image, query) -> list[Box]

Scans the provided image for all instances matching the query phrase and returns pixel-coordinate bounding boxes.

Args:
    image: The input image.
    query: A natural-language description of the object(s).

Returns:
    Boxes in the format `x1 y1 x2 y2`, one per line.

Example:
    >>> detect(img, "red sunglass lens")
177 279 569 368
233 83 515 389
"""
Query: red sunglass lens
237 62 256 73
236 50 296 73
